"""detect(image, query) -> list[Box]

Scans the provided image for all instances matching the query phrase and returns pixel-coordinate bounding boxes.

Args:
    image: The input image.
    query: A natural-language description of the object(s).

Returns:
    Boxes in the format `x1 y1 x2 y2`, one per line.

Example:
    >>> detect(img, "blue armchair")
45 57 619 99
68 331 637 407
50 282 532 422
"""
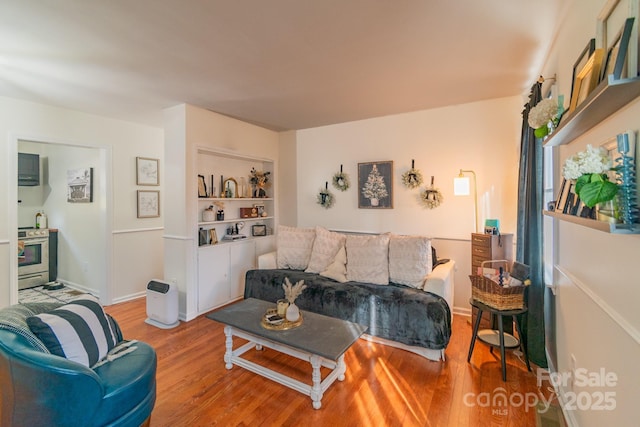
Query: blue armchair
0 302 156 427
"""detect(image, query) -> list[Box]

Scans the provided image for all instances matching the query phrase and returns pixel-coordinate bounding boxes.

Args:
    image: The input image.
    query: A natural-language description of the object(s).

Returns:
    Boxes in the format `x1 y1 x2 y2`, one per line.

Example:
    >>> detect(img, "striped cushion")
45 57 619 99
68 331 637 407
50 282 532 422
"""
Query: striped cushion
26 295 118 367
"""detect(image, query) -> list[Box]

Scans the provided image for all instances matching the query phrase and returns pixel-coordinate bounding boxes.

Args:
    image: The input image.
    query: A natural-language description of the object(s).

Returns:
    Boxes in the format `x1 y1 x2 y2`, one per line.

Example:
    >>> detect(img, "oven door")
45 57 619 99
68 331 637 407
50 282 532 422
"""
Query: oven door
18 238 49 277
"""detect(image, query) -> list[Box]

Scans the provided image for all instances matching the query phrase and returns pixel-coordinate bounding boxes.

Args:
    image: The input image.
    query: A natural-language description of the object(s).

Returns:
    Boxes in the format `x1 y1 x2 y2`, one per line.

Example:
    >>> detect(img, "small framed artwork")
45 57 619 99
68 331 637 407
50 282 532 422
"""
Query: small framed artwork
253 203 266 217
209 228 218 245
554 178 568 212
570 38 595 109
358 161 393 209
252 224 267 236
556 179 571 214
137 190 160 218
136 157 159 186
596 0 639 78
198 175 207 198
67 167 93 203
569 49 604 113
600 17 635 82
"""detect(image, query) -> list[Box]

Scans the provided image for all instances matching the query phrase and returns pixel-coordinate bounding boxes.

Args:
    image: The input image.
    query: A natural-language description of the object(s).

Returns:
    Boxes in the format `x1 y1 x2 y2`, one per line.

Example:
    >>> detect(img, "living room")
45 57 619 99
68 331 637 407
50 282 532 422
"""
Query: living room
1 1 639 426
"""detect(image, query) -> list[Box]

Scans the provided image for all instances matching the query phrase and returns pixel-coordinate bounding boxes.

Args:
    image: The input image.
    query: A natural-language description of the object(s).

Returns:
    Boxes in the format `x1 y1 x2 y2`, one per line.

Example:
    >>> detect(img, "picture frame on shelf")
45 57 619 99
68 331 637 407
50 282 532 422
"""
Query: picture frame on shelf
253 203 266 217
569 49 604 113
596 0 639 78
358 161 393 209
137 190 160 218
252 224 267 237
600 17 635 82
556 180 572 214
136 157 159 186
570 38 595 109
198 175 207 198
554 178 568 212
209 228 218 245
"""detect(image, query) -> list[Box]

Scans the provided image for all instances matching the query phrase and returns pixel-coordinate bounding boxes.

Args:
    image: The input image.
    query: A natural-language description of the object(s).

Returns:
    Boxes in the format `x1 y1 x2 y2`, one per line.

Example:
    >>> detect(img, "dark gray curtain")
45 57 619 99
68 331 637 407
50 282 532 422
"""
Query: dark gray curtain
516 82 547 368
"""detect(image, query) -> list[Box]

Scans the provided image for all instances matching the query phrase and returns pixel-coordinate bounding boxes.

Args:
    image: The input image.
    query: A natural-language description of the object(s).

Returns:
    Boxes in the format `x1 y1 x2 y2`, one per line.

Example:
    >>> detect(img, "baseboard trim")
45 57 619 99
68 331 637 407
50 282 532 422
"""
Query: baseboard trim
453 306 471 317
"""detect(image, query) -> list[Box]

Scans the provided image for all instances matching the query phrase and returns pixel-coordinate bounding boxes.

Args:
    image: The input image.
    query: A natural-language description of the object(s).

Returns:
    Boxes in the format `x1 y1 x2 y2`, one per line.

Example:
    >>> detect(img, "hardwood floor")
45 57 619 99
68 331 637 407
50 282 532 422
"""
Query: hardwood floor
105 298 559 427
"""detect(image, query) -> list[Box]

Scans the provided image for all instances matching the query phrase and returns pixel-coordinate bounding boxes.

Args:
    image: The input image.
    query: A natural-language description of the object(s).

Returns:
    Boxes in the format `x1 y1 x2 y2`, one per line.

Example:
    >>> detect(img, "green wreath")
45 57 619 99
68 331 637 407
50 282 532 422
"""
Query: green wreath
332 165 350 191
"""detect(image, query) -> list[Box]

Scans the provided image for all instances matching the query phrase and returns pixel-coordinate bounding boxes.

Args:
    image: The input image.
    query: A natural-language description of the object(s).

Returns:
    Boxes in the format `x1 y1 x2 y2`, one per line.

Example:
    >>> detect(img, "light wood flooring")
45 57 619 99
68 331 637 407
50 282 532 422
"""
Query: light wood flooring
105 298 560 427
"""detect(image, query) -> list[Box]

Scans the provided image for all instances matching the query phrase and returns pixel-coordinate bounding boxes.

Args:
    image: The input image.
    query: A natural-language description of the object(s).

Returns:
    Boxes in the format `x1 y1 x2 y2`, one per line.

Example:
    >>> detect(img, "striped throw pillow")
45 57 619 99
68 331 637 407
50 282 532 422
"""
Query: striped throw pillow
26 295 118 367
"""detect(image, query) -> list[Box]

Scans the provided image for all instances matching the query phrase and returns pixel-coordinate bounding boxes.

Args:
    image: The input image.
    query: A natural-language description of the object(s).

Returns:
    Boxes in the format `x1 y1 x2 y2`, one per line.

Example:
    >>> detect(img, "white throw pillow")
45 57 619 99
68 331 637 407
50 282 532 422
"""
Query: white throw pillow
276 225 316 270
388 234 432 288
320 245 348 283
305 227 346 274
345 233 390 285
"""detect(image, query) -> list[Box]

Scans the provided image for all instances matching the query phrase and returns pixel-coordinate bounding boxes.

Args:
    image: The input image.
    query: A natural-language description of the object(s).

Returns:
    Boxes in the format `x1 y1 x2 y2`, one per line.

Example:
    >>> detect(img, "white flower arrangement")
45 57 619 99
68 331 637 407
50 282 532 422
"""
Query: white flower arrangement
563 145 612 179
562 144 617 208
282 277 307 304
401 168 423 189
528 98 559 138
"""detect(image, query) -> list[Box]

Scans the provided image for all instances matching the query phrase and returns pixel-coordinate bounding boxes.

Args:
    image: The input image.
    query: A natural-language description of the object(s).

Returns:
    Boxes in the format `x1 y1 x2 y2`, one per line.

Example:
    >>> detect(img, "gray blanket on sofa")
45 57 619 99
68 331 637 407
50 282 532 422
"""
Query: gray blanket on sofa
244 269 451 350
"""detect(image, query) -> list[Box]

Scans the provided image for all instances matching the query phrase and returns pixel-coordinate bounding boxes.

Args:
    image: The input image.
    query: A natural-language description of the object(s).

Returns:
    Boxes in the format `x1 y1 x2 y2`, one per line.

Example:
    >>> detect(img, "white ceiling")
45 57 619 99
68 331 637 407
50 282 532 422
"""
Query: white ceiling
0 0 566 131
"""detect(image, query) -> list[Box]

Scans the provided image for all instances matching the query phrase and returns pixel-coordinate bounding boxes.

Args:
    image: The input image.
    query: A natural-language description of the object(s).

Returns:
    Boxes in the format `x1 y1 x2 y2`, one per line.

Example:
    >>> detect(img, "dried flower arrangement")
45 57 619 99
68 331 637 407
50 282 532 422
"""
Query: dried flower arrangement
249 168 271 187
282 277 307 304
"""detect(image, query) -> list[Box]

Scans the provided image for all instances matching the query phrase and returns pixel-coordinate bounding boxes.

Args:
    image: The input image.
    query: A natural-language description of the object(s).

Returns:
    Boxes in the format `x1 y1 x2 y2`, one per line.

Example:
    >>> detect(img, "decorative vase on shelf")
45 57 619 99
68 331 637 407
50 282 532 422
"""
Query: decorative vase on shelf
285 303 300 322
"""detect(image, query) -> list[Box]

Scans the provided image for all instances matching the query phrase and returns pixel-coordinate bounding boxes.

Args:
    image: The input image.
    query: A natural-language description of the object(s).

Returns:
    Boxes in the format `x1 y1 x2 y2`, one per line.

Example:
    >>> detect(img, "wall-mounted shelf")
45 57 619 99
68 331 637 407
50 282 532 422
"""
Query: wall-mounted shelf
544 76 640 147
198 197 273 202
544 210 640 234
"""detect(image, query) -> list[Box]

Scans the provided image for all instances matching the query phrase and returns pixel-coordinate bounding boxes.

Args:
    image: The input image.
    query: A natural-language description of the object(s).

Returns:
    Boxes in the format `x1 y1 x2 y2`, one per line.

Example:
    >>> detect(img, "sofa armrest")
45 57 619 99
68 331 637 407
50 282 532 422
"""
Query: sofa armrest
423 260 456 312
258 251 277 269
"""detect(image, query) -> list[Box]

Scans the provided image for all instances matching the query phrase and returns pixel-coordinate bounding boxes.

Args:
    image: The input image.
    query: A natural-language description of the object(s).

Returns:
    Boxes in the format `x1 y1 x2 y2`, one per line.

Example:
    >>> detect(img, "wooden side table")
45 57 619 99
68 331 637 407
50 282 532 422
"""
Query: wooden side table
467 298 531 381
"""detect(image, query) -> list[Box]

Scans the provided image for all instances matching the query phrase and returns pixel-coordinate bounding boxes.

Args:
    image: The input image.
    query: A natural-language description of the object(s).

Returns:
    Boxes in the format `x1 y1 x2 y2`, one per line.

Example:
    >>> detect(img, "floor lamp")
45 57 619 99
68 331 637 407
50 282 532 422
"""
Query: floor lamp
454 169 479 233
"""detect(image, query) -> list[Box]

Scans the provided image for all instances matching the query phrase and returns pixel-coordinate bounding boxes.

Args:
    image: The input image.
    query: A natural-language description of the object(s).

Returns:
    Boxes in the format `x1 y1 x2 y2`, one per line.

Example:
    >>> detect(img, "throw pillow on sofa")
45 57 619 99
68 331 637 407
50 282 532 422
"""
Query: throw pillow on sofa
320 244 348 282
276 225 316 270
346 233 390 285
305 226 346 274
389 234 432 288
26 295 118 367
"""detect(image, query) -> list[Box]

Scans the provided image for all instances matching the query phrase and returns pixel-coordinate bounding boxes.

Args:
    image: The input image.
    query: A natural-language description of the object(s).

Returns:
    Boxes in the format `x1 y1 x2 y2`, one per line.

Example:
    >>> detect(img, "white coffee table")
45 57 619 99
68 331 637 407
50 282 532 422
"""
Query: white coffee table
207 298 367 409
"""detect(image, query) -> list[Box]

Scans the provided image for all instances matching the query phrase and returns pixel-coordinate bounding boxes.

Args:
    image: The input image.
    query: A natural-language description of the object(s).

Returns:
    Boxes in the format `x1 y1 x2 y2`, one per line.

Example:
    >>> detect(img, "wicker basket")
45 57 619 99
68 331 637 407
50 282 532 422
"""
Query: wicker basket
470 260 525 310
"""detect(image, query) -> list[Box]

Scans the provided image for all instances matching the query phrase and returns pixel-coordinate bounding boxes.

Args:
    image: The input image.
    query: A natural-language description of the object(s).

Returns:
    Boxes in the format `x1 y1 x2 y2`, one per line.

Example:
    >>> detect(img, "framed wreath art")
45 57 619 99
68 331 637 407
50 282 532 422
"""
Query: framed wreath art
401 159 423 189
332 164 350 191
317 182 335 209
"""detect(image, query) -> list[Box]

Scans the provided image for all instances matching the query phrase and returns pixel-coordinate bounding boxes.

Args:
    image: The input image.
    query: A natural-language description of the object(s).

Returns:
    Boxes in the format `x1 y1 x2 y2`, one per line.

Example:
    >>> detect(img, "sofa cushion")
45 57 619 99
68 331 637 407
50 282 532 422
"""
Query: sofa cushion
305 226 346 274
276 225 316 270
26 295 118 367
320 244 348 283
389 234 432 288
346 233 390 285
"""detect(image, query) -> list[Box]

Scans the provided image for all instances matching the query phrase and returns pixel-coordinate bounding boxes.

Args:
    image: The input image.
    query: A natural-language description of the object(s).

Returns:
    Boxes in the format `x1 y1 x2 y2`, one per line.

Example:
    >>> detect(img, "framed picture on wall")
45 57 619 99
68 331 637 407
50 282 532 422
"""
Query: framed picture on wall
358 161 393 209
137 190 160 218
136 157 159 186
67 167 93 203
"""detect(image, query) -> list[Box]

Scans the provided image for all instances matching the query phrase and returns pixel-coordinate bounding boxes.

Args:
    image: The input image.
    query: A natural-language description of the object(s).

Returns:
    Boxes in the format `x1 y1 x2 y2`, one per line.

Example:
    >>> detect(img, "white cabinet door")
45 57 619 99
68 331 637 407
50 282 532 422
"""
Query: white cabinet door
197 245 230 312
229 240 256 300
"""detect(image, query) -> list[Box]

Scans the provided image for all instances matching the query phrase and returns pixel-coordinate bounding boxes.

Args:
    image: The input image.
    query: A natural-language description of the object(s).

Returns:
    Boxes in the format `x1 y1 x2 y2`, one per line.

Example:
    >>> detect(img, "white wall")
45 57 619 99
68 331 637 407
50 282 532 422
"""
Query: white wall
539 0 640 425
291 96 523 312
0 97 164 307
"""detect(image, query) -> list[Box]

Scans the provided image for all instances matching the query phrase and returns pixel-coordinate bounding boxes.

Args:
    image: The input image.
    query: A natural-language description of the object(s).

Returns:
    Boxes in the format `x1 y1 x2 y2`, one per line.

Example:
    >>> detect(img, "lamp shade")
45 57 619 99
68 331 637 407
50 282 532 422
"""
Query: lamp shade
454 176 470 196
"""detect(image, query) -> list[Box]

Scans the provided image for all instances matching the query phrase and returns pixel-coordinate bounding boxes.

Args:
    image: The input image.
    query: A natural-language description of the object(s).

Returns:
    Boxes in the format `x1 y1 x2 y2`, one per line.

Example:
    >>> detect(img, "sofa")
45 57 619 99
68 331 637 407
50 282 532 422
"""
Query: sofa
244 226 455 361
0 296 156 427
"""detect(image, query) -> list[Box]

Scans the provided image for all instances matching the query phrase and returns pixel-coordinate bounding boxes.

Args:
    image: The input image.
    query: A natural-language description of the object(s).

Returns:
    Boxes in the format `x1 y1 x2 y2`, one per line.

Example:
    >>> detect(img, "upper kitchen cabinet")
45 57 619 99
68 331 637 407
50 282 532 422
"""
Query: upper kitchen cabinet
18 153 40 186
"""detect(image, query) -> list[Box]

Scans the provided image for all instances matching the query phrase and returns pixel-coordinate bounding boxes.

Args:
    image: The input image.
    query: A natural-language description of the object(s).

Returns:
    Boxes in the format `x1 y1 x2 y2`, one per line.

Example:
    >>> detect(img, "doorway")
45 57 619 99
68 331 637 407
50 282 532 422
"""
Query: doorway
15 138 111 304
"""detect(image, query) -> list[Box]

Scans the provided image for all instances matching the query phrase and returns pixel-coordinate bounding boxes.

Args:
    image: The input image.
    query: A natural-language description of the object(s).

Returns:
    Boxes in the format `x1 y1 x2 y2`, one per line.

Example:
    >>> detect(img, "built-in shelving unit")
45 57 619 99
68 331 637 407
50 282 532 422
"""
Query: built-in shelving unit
544 210 640 234
544 76 640 147
195 147 277 314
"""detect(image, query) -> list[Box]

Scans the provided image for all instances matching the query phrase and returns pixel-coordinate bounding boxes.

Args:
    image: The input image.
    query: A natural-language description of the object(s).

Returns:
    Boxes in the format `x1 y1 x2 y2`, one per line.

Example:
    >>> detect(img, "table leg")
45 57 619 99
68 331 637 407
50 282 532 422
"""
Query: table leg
310 355 323 409
467 307 483 362
337 354 346 381
498 315 506 382
514 315 532 372
224 325 233 370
